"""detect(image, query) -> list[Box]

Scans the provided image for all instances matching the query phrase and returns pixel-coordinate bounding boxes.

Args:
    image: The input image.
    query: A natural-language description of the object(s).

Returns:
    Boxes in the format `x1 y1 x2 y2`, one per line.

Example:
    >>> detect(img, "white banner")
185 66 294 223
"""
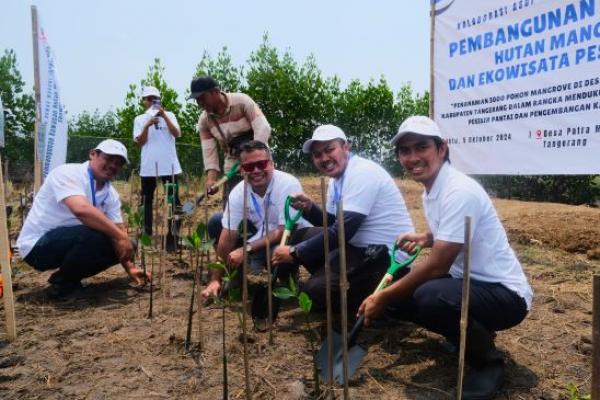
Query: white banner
36 16 67 176
433 0 600 174
0 97 4 148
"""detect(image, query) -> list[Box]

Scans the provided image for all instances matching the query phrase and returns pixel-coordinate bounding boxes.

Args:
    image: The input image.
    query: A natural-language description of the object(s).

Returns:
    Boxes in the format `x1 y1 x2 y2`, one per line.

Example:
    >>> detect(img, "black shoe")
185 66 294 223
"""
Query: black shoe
462 362 504 400
166 234 178 253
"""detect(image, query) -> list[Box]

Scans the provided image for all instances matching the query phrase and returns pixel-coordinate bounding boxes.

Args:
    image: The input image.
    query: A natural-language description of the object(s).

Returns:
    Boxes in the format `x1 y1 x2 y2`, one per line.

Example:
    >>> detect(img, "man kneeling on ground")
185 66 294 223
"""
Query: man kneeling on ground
272 124 415 313
201 141 310 300
358 116 533 400
17 139 151 298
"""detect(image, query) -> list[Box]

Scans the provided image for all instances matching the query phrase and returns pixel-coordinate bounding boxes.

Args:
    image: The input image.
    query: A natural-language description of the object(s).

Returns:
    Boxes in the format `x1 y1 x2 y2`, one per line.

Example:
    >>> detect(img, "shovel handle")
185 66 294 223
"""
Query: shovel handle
195 162 240 206
348 314 365 347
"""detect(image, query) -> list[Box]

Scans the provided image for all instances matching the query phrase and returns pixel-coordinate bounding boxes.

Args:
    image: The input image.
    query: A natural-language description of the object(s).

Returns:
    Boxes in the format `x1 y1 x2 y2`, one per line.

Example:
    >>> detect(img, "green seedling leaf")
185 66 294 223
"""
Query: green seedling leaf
230 269 238 280
140 233 152 247
288 275 297 295
273 287 295 300
208 262 226 271
123 204 132 215
298 292 313 314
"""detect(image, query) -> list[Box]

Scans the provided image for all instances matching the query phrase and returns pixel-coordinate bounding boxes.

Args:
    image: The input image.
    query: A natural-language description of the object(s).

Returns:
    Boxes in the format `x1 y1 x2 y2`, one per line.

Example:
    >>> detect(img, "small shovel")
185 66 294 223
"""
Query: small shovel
251 196 303 330
181 162 240 215
316 244 421 384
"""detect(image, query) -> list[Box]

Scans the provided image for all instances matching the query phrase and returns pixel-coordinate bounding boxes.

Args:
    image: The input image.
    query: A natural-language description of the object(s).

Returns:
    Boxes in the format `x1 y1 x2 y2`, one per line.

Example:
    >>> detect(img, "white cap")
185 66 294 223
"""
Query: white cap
302 124 347 154
141 86 160 98
390 116 443 146
94 139 129 163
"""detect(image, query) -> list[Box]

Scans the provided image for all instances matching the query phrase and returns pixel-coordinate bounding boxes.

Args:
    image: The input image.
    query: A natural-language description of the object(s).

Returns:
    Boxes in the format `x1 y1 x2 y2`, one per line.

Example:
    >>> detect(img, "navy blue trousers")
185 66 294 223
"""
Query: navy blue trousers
386 274 528 341
24 225 120 284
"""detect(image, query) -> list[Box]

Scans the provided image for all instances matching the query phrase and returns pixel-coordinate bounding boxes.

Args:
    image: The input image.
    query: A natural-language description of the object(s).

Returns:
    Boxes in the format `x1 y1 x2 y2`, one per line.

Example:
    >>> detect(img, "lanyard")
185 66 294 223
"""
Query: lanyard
249 181 273 237
332 153 354 209
87 167 110 208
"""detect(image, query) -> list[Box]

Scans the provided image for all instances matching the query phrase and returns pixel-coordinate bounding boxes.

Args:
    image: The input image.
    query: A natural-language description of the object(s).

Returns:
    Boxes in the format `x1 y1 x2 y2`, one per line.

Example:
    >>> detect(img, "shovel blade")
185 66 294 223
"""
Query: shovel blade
317 332 367 384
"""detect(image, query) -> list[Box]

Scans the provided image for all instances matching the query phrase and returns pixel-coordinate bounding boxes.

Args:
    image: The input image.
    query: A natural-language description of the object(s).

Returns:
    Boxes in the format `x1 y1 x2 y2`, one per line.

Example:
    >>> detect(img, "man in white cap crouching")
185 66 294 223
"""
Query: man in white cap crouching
17 139 151 298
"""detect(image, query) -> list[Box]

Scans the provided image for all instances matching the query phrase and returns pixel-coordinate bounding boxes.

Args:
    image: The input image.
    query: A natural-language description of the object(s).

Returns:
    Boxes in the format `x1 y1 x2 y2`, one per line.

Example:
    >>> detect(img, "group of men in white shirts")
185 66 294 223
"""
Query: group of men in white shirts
17 77 532 400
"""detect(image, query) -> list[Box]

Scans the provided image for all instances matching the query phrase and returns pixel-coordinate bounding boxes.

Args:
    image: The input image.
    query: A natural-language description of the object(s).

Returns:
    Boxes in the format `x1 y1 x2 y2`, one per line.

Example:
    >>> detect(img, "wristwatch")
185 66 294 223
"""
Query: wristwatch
245 243 254 255
289 245 301 263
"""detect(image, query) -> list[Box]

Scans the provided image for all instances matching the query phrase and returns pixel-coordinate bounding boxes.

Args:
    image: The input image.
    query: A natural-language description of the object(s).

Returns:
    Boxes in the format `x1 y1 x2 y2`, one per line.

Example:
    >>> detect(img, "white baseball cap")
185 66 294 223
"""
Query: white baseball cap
302 124 347 154
94 139 129 163
390 116 443 146
141 86 161 98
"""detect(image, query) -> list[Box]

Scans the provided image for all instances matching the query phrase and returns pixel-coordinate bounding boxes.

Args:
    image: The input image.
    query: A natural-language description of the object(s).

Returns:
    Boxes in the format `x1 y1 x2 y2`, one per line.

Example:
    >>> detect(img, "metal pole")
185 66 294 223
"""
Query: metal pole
457 216 472 399
31 6 42 193
592 275 600 399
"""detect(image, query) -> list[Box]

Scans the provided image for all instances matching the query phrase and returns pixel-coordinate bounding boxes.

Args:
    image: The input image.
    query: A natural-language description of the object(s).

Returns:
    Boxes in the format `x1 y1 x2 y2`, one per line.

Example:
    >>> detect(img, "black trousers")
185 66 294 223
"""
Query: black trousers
289 227 390 314
386 274 528 342
141 175 180 235
24 225 120 284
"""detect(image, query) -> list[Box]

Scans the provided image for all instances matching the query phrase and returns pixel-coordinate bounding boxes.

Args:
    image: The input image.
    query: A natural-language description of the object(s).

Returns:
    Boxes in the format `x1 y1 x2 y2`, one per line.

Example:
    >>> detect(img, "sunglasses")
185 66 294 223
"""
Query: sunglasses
241 159 270 173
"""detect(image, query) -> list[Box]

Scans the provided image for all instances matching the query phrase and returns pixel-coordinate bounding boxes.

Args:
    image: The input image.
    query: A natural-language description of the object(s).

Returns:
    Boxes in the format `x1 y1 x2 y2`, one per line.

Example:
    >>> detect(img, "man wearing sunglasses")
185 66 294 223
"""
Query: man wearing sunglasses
188 76 271 199
201 141 310 300
17 140 151 299
271 125 415 313
133 86 182 251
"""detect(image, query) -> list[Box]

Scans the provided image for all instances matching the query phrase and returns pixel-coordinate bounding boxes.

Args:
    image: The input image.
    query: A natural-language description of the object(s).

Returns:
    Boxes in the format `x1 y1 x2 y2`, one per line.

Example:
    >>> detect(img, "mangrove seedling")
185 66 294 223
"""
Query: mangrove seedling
274 277 320 398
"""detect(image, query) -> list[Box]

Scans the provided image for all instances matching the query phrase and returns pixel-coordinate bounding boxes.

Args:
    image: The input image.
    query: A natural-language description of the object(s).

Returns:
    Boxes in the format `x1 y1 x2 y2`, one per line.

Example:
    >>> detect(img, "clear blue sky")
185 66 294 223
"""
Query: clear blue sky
1 0 431 117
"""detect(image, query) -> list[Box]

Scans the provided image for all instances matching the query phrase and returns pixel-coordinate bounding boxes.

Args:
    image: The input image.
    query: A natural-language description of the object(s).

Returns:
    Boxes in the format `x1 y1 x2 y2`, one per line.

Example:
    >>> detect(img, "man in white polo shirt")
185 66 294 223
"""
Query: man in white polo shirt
358 116 533 400
17 140 150 298
133 86 182 250
201 140 310 300
272 125 415 313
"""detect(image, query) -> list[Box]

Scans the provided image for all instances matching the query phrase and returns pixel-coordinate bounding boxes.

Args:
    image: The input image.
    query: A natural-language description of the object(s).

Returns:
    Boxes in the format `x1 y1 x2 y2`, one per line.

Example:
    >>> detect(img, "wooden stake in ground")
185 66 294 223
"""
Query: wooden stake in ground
320 178 334 394
264 197 274 345
0 155 17 341
457 216 472 399
241 176 252 400
592 275 600 399
336 199 350 400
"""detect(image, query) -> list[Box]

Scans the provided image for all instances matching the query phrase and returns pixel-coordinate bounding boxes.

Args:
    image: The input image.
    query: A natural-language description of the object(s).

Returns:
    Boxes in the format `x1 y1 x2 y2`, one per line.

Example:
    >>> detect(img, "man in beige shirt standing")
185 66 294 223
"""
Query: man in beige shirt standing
188 76 271 197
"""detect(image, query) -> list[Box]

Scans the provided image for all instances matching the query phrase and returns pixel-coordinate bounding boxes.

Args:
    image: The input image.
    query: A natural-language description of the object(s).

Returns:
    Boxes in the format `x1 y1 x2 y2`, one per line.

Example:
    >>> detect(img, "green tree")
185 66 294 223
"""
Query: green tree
0 49 35 179
68 109 119 138
246 34 339 171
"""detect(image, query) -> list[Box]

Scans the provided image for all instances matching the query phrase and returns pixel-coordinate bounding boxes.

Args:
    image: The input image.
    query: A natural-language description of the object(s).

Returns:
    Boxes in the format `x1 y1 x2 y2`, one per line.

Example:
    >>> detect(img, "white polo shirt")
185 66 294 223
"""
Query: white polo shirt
423 162 533 309
325 155 415 251
17 162 123 258
222 170 311 242
133 109 182 177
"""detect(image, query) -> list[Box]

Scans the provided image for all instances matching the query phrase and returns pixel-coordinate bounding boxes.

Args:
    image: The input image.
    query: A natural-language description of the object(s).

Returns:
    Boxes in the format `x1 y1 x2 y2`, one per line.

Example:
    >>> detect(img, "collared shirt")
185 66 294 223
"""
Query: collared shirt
133 108 182 177
198 92 271 172
222 170 311 242
423 162 533 309
17 161 123 257
325 155 415 251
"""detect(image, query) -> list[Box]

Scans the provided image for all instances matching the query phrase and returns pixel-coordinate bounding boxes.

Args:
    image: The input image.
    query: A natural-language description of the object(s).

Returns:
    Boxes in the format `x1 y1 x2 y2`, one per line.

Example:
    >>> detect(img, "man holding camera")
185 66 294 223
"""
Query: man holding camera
188 76 271 198
133 86 182 250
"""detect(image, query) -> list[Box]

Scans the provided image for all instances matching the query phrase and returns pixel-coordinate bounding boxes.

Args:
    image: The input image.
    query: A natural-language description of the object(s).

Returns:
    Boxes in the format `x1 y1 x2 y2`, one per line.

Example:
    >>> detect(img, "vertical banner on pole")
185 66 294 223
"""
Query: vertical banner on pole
33 7 68 179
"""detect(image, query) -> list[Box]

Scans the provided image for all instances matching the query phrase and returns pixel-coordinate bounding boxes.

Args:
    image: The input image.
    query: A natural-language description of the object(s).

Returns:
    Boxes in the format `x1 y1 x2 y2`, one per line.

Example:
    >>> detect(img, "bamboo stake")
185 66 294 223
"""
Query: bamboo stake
457 216 472 399
321 178 334 396
264 195 273 345
148 248 154 319
429 0 436 119
241 176 252 400
337 200 349 399
31 6 42 194
161 171 168 315
197 204 210 346
592 275 600 399
0 155 16 340
185 250 197 352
